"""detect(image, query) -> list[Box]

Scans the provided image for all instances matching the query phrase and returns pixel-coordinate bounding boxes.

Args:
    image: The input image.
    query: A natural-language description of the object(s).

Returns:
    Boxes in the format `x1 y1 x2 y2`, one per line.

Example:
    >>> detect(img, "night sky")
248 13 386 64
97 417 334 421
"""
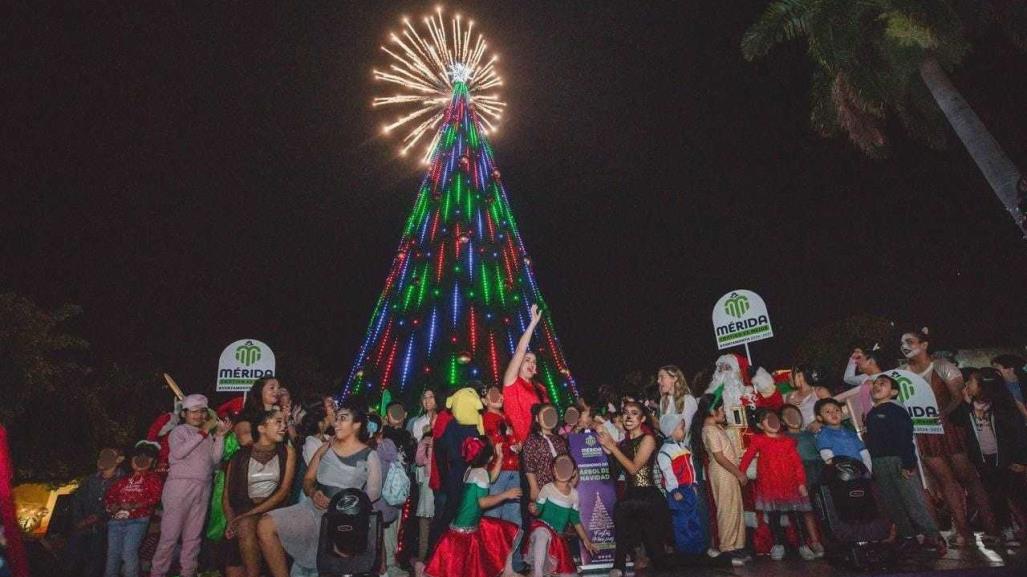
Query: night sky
5 1 1027 397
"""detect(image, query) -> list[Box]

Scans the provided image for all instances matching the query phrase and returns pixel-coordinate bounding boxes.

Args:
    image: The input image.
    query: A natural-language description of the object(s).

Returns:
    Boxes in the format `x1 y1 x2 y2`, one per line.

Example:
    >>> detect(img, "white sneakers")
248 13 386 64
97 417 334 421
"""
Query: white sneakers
770 545 786 560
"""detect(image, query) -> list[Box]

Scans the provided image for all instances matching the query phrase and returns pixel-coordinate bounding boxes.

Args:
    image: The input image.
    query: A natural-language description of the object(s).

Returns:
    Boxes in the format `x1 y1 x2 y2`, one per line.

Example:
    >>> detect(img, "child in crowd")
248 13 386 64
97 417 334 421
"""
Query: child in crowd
523 454 597 577
481 385 522 527
960 368 1027 547
657 414 704 555
814 398 872 472
690 395 748 566
368 414 405 577
64 446 125 577
103 441 162 577
739 409 815 561
423 436 522 577
863 375 945 552
779 404 824 557
151 394 229 577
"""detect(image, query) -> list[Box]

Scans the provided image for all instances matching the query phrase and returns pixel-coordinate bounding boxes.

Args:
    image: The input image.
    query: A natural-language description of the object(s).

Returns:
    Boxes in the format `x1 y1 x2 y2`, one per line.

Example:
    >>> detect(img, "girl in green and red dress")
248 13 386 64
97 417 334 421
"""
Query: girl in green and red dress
423 436 523 577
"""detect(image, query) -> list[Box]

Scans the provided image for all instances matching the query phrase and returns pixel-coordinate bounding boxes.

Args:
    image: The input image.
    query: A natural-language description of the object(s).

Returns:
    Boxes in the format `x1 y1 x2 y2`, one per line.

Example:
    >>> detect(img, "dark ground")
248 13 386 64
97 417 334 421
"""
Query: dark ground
641 536 1027 577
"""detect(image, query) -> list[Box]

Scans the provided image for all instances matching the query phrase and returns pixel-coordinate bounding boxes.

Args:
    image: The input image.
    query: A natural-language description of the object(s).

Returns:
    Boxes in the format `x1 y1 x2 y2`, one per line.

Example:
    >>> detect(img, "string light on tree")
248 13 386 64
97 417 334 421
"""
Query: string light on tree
344 8 578 409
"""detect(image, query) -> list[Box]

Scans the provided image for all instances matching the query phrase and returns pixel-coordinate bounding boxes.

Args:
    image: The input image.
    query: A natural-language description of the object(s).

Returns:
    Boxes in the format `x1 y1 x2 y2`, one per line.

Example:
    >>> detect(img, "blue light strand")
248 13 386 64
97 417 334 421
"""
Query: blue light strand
427 306 438 357
400 333 415 392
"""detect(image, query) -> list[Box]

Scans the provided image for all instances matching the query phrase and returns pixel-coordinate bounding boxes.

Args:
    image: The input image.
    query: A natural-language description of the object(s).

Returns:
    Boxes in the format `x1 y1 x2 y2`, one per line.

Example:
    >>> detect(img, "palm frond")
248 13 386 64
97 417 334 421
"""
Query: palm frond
741 0 813 61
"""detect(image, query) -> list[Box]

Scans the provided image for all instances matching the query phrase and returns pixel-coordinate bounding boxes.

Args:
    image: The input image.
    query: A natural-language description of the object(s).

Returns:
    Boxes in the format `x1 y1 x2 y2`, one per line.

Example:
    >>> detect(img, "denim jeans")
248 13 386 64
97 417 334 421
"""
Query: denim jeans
105 518 150 577
484 470 523 567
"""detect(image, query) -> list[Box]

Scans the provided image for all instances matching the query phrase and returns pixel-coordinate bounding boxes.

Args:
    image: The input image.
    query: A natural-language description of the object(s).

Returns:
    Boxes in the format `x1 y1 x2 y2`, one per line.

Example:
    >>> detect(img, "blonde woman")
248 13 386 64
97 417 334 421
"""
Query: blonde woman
657 365 699 435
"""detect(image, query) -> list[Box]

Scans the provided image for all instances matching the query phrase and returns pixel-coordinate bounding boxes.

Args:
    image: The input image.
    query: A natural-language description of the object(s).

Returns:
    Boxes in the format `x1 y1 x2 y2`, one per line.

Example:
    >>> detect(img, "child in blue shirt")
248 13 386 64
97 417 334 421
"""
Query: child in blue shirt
814 398 872 472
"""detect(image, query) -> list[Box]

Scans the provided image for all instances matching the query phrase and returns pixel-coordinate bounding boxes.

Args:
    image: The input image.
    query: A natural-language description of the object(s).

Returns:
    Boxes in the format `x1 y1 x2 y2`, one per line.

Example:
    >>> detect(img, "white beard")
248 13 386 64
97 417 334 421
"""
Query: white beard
707 369 751 409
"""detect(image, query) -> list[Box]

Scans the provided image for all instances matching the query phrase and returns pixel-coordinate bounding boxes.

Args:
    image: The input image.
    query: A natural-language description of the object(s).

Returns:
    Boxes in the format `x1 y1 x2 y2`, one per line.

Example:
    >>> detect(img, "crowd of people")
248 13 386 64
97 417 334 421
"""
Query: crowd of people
50 310 1027 577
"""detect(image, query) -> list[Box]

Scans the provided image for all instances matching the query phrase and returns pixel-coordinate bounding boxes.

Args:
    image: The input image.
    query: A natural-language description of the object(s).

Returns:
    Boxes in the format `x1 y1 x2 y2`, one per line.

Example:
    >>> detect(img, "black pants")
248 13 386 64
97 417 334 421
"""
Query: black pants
613 487 668 571
425 490 450 558
978 454 1016 528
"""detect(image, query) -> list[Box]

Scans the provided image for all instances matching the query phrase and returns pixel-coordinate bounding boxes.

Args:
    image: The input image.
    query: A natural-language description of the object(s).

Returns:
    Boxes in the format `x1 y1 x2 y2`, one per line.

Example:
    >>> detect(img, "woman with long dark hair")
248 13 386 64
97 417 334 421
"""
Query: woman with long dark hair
690 394 748 566
960 367 1027 546
223 410 296 577
598 400 669 576
235 378 281 448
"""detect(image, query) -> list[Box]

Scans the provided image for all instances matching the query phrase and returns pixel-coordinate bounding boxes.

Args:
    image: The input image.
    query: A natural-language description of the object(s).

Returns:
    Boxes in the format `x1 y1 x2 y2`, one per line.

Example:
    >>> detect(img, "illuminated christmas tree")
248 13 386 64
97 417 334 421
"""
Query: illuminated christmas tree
342 9 578 408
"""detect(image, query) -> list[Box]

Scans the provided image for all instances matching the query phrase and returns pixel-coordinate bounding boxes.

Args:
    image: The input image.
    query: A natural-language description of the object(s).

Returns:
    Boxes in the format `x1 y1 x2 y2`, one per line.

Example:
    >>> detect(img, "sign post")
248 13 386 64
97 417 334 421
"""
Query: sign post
877 369 943 435
216 339 276 392
712 290 774 361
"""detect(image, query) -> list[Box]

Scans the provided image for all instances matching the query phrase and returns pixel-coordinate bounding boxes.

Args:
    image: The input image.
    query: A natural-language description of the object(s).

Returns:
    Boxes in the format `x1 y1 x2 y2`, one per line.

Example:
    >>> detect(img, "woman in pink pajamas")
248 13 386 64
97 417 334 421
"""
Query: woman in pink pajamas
150 394 230 577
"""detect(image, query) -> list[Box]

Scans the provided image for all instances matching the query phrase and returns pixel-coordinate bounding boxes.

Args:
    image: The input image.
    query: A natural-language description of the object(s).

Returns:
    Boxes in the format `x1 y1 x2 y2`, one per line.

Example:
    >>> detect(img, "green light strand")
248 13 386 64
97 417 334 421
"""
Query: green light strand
480 263 491 306
495 263 506 307
416 262 429 308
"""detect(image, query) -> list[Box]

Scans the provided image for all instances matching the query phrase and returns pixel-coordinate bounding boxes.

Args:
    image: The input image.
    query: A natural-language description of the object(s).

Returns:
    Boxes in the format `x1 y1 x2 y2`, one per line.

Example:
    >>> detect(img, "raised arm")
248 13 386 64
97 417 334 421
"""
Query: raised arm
503 304 543 386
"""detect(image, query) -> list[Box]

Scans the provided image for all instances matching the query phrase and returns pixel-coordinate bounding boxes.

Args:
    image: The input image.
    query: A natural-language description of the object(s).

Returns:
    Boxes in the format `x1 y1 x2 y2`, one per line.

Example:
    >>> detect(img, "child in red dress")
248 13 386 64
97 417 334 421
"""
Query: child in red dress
738 408 814 561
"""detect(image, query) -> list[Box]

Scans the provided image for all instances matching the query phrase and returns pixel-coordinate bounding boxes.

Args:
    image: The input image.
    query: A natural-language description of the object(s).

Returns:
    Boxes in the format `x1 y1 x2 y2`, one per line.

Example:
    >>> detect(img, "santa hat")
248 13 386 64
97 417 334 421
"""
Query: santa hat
216 396 245 420
716 352 751 386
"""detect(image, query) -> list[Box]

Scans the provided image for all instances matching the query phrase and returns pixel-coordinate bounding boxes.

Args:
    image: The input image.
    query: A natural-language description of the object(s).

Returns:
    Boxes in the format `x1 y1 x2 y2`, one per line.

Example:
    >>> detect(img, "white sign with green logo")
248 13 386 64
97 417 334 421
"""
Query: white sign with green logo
878 369 943 435
217 339 276 392
712 289 774 350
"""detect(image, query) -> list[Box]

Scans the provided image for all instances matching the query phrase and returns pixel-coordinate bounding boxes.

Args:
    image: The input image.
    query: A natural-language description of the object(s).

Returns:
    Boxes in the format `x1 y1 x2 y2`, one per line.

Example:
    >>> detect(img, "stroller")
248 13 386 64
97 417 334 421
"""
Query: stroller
317 489 383 577
813 457 895 570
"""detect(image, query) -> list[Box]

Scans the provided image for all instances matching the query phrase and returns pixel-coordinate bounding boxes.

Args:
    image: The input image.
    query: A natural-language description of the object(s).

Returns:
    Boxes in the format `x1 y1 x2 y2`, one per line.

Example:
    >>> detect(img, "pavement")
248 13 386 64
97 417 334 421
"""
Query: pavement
639 535 1027 577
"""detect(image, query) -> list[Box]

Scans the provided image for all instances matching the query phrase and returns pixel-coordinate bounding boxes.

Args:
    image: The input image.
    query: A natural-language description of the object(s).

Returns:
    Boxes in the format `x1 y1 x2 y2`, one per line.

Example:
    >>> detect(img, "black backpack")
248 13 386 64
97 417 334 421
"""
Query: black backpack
317 488 383 576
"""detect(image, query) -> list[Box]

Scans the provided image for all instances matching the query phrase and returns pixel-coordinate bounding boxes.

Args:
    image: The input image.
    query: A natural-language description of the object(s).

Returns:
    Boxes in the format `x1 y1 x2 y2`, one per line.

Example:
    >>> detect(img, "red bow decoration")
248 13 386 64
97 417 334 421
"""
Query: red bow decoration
461 436 486 464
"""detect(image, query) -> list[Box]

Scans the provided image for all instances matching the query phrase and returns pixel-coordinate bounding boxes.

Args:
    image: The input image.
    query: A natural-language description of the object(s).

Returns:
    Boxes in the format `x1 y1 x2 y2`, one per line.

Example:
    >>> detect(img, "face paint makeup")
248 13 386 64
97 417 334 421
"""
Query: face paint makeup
900 334 922 359
540 406 558 430
564 407 580 426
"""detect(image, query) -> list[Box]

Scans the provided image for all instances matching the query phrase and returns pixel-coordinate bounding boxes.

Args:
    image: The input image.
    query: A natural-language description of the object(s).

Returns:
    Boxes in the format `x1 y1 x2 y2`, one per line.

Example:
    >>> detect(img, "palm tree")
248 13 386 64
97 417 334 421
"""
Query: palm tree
742 0 1026 238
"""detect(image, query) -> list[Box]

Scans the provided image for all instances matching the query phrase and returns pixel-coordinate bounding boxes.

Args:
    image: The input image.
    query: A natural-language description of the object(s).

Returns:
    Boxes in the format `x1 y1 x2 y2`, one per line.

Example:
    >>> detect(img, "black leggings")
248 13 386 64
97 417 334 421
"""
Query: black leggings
767 511 806 546
613 487 669 570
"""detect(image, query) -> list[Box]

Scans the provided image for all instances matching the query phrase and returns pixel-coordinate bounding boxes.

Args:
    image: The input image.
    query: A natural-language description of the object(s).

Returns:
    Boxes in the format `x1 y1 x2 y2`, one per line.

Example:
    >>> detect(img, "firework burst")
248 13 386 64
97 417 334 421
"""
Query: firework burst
373 7 505 162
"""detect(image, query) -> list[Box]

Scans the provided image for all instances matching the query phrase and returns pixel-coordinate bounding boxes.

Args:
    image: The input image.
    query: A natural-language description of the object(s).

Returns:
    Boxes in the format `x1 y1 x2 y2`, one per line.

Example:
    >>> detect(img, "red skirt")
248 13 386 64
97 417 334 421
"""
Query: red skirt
426 517 519 577
522 519 576 575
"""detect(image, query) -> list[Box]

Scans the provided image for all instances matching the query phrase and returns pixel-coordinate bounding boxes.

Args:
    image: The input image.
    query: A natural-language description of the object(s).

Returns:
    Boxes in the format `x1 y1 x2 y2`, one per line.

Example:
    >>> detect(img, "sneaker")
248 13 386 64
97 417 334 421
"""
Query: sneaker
1002 528 1021 547
706 547 721 558
727 550 748 566
798 545 816 560
770 545 786 561
947 533 969 548
810 542 825 558
981 533 1001 548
